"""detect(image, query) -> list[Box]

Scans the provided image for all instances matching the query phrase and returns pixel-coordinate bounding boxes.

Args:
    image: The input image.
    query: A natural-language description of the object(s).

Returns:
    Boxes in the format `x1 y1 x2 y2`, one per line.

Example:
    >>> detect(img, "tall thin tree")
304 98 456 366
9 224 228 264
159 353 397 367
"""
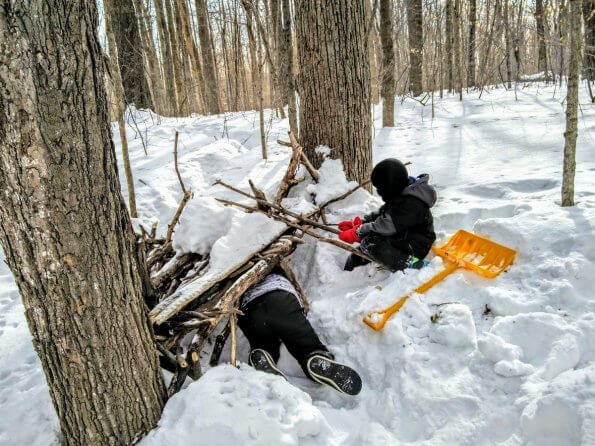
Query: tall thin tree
468 0 477 87
562 0 583 206
0 2 166 445
196 0 222 114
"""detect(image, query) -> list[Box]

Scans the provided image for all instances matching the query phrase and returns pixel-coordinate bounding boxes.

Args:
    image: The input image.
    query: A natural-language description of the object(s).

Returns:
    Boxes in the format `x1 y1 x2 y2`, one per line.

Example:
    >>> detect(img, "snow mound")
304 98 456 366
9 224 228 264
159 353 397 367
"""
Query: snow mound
521 365 595 446
429 303 477 348
306 158 357 205
141 365 337 446
173 197 233 255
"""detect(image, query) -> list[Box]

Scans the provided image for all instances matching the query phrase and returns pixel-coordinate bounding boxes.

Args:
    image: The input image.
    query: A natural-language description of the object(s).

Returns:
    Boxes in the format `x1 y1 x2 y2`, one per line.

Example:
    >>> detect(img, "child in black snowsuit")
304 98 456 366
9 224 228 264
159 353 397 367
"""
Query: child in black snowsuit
339 158 437 271
238 268 362 396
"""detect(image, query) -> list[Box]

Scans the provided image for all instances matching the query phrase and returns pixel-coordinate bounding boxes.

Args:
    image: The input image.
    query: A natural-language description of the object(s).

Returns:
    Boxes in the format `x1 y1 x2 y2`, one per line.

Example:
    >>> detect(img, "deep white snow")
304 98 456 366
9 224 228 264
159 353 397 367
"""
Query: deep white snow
0 83 594 446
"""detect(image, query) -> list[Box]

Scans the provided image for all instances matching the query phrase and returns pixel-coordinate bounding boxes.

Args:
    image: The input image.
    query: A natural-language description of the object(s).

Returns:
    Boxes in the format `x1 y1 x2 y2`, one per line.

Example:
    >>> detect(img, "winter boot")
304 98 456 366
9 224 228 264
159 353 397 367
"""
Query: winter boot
406 255 429 269
249 349 286 379
306 352 362 396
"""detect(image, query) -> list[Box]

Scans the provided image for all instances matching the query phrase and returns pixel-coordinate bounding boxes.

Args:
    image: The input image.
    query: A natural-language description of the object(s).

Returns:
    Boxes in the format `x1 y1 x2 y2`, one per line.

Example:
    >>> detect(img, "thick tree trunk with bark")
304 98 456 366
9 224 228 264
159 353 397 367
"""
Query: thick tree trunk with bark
0 2 166 445
295 0 372 187
562 0 583 206
468 0 477 87
109 0 154 109
536 0 549 75
380 0 396 126
407 0 423 96
196 0 222 114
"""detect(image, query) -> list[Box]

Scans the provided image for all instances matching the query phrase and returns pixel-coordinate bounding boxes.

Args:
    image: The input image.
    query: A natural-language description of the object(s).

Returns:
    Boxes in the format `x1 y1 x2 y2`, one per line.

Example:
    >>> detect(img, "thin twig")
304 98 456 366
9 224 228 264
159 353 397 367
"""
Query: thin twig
173 130 187 194
230 314 237 367
165 191 191 244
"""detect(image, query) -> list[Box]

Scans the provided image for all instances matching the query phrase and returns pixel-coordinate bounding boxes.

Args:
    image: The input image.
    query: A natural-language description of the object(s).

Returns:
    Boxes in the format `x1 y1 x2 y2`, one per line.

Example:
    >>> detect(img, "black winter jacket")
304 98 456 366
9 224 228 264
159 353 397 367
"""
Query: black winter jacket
357 174 437 258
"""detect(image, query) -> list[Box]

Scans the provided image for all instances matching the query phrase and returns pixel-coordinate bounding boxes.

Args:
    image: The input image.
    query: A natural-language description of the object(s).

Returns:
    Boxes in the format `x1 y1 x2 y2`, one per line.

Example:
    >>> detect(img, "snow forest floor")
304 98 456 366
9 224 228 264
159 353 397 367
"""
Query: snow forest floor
1 83 594 446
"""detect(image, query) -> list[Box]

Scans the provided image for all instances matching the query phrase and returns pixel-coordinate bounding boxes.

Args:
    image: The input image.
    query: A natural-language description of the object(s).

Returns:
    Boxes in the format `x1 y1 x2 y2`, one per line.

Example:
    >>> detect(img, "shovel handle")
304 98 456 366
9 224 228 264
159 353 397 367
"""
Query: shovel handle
363 262 459 331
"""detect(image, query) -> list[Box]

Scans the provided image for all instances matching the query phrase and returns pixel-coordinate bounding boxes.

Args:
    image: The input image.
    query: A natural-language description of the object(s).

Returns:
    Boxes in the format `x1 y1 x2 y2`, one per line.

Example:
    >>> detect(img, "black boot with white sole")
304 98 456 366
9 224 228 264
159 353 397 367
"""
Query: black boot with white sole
249 349 287 379
306 353 362 396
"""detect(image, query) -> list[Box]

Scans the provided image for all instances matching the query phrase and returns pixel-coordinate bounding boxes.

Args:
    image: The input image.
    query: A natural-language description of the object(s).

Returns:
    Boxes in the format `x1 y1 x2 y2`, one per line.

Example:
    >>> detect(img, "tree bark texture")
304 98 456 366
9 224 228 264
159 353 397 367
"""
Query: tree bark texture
446 0 454 92
407 0 423 96
109 0 154 109
0 3 167 445
380 0 396 126
468 0 477 87
295 0 372 187
155 0 179 115
165 0 186 115
104 0 138 219
280 0 298 133
196 0 222 114
562 0 583 206
536 0 549 75
584 0 594 81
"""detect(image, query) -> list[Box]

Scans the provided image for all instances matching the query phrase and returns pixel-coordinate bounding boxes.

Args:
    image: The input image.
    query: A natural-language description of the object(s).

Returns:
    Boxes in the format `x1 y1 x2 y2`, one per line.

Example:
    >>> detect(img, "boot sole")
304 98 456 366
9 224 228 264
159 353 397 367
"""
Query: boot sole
249 349 287 379
306 354 362 396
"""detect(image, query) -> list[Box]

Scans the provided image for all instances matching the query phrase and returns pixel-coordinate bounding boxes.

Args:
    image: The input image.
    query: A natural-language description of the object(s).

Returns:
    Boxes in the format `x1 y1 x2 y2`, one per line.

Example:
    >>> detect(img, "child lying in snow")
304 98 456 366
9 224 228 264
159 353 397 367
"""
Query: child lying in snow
238 269 362 395
338 158 437 271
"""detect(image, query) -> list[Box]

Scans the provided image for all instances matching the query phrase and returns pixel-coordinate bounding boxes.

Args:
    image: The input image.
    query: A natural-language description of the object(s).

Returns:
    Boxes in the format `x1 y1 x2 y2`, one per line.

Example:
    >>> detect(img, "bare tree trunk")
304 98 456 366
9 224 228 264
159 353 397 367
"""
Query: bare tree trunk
504 0 513 88
134 0 165 113
454 0 463 98
562 0 583 206
105 0 138 219
0 3 166 445
296 0 372 187
380 0 396 126
109 0 154 109
280 0 298 133
155 0 179 115
174 0 201 113
196 0 222 114
583 0 595 82
468 0 477 87
244 0 259 111
179 0 206 114
368 0 381 104
514 0 524 81
536 0 549 75
220 0 234 110
558 0 567 87
446 0 454 92
165 0 186 115
407 0 423 95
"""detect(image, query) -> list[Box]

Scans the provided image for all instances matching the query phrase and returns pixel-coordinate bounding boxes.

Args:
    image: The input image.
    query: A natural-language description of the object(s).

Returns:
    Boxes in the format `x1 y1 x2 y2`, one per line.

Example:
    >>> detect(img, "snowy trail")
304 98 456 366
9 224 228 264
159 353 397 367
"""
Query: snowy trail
1 84 594 445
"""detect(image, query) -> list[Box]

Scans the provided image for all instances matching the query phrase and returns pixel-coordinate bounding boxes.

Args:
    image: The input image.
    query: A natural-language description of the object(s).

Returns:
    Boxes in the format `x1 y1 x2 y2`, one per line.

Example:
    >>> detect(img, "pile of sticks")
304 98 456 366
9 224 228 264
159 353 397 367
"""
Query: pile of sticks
139 132 372 397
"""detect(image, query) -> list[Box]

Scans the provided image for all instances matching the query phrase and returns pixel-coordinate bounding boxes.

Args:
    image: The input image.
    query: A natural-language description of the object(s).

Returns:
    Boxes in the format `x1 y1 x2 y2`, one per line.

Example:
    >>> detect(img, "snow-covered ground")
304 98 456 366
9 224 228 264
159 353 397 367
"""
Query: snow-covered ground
1 83 594 445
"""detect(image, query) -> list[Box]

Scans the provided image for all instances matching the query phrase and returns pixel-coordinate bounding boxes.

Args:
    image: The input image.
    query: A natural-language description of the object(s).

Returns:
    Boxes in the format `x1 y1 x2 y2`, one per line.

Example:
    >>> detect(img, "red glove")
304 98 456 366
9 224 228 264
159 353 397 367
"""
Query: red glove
338 216 362 232
339 228 361 244
339 218 362 244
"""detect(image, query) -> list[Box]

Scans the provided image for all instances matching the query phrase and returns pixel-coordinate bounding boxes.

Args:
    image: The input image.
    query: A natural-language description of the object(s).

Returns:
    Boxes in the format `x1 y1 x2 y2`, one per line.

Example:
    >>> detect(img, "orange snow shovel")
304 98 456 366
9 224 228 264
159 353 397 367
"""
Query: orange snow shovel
363 230 516 331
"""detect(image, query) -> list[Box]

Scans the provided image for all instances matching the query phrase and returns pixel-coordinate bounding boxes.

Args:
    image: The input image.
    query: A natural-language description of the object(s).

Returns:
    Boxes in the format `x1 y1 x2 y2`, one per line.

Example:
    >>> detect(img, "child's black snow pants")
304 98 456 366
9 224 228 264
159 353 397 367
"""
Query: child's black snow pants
238 290 329 378
344 234 416 272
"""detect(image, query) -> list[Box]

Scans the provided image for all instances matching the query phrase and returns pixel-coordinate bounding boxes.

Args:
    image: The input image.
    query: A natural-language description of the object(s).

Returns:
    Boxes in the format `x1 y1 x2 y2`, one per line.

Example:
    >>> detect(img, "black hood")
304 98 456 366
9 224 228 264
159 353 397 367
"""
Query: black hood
371 158 409 202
